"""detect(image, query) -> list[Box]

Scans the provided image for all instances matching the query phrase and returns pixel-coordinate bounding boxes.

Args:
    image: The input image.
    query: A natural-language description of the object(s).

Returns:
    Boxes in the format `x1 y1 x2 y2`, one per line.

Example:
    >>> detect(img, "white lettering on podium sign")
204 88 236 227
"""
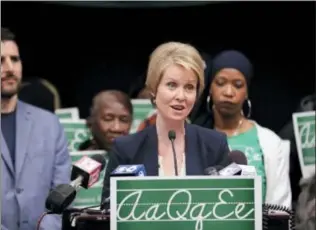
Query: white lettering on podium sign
110 176 262 230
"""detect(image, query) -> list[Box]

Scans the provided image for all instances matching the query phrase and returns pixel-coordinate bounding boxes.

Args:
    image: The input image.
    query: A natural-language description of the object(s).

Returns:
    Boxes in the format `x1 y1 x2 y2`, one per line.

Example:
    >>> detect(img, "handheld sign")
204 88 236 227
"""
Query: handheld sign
60 120 92 151
130 99 156 133
292 111 315 178
110 176 262 230
55 107 80 120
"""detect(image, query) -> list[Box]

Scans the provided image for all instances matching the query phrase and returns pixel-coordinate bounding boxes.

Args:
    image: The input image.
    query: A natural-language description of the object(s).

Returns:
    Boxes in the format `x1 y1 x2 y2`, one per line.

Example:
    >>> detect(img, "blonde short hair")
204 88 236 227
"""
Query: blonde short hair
145 41 205 97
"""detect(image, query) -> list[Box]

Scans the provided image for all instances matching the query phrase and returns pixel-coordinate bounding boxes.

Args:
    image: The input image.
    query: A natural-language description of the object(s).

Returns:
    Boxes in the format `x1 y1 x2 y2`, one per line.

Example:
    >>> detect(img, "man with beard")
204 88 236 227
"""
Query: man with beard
1 27 71 230
79 90 133 151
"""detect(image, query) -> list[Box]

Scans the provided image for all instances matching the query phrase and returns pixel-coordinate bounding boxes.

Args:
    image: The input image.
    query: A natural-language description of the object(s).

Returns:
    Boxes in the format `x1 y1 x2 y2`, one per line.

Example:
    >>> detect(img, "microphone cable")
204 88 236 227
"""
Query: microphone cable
36 211 53 230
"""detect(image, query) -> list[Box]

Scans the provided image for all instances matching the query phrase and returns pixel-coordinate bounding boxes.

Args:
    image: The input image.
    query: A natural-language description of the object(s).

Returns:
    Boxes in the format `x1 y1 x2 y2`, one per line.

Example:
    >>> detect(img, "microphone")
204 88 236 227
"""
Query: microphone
218 150 257 176
110 164 146 177
71 154 106 189
218 162 242 176
45 154 106 214
229 150 248 165
218 150 247 176
228 150 257 176
204 165 224 175
45 184 77 214
239 165 257 176
168 130 178 176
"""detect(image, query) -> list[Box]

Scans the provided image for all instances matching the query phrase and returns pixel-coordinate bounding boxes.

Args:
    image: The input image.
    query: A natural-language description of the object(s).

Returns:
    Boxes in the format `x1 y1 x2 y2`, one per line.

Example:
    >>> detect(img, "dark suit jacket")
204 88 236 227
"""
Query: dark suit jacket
101 123 231 202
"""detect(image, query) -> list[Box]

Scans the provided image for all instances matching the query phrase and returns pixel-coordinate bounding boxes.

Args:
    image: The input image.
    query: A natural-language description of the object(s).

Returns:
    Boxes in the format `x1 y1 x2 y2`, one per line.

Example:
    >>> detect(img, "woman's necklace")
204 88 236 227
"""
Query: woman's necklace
232 119 244 136
215 118 244 137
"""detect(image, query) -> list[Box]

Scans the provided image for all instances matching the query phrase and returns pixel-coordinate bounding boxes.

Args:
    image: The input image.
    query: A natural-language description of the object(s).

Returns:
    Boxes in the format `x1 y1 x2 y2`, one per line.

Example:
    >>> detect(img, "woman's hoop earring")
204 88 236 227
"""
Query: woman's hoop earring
246 98 252 118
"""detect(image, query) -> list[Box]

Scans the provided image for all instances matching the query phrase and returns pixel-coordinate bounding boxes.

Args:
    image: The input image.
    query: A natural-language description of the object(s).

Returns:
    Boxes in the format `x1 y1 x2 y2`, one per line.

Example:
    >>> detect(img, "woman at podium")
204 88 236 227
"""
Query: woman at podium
101 42 232 201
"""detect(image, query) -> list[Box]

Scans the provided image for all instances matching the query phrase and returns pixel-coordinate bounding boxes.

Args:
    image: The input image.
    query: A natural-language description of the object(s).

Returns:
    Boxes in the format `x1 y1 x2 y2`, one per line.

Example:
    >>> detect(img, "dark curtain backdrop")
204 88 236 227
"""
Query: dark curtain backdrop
49 1 211 8
1 1 315 133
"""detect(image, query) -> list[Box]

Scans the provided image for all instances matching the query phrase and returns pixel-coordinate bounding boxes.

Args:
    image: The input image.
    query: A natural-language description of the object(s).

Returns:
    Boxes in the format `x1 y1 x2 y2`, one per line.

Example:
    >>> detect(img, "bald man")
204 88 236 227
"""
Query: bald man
79 90 133 151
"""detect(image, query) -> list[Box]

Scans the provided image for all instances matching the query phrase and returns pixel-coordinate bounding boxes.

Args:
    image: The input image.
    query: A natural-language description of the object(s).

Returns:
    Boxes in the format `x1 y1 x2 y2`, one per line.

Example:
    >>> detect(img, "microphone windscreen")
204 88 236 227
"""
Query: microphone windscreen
91 154 107 171
71 155 105 188
45 184 76 214
168 130 176 140
229 150 248 165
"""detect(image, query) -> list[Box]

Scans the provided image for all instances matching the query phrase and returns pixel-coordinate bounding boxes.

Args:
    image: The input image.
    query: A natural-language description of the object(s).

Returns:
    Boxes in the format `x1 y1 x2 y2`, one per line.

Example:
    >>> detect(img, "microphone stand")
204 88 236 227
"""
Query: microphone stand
170 138 178 176
168 130 178 176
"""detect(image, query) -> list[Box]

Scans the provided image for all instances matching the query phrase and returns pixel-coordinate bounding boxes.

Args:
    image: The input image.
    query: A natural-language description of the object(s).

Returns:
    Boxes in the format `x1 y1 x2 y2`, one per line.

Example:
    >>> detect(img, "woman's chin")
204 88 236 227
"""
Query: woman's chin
167 114 188 122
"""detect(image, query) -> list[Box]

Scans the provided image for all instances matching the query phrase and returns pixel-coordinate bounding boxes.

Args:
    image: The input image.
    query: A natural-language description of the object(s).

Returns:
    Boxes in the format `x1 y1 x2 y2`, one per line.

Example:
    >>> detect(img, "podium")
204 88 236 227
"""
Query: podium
62 208 110 230
62 176 293 230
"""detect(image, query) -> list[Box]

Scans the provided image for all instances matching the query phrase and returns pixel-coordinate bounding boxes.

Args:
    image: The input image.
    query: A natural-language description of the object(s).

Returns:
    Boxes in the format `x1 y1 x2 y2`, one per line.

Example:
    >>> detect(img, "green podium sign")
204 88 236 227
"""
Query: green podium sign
110 176 262 230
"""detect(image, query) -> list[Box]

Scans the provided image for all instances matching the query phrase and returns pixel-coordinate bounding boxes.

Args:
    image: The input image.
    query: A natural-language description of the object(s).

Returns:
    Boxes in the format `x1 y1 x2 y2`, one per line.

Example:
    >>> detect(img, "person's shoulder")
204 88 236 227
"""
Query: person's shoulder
112 126 153 160
187 124 230 166
19 101 63 135
20 100 58 120
253 121 283 142
253 121 290 157
188 123 226 141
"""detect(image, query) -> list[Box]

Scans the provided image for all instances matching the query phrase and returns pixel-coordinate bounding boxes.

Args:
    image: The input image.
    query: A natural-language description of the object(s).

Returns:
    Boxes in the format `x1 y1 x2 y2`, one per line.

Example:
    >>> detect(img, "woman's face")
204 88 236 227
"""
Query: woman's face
210 68 248 118
155 64 198 122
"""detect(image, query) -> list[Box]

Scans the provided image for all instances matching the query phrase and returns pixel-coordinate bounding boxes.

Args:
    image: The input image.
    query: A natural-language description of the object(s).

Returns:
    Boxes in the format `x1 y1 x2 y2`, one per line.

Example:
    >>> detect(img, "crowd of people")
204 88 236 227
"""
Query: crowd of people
1 26 315 230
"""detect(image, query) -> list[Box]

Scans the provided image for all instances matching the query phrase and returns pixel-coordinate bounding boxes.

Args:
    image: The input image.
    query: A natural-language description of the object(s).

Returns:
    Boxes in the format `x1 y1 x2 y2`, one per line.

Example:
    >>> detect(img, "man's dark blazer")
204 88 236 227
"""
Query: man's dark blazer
101 123 231 202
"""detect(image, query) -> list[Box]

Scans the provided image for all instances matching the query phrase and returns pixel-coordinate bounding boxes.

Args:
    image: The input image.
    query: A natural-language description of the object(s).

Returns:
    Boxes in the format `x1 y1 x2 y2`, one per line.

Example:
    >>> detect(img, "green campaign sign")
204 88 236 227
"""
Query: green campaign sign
110 176 262 230
71 150 108 208
130 99 156 133
55 107 80 120
293 111 316 177
60 120 92 151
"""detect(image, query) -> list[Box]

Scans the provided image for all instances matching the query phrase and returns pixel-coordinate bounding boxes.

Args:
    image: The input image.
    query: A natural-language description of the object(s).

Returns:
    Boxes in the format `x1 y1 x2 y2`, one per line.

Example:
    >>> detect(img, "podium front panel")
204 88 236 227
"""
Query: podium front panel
110 176 262 230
